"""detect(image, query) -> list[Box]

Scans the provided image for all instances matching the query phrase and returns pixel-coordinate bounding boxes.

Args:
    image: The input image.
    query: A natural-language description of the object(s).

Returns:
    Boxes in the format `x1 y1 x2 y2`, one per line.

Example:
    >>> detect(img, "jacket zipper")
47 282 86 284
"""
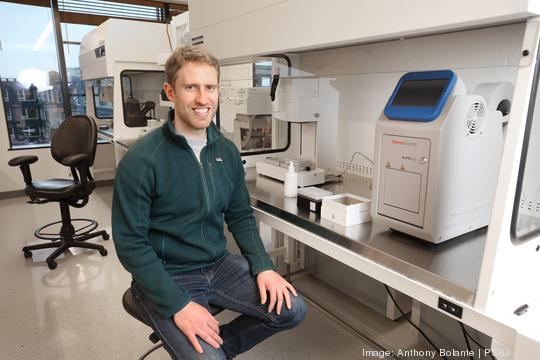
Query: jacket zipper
181 134 221 260
207 159 216 197
198 148 215 259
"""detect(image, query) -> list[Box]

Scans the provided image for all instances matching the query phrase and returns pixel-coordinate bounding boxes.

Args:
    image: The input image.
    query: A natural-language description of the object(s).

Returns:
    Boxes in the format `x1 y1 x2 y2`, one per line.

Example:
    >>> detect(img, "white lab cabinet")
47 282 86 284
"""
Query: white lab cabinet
187 1 540 358
189 0 540 62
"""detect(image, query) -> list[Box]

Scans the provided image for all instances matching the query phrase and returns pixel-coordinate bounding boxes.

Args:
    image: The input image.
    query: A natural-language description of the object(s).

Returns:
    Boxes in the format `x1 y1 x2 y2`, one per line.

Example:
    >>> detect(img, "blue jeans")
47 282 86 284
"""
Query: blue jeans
132 253 307 359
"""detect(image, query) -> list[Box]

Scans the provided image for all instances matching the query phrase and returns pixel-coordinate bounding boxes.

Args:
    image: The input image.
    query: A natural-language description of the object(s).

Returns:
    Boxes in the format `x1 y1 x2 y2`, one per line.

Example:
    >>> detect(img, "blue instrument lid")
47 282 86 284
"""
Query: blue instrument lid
384 70 457 122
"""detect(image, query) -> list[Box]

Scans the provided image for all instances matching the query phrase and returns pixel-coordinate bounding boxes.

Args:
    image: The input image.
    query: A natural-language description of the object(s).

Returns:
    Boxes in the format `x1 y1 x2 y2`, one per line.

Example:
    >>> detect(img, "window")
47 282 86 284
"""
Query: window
62 23 96 116
511 59 540 243
253 60 273 88
58 0 168 22
219 57 290 155
0 2 64 149
17 89 36 102
92 78 114 119
120 70 168 127
0 5 97 149
0 1 179 149
22 108 39 120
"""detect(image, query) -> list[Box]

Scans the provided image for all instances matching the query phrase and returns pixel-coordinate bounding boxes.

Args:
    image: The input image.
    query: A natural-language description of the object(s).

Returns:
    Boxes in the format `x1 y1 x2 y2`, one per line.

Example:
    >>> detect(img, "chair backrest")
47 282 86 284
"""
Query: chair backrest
51 115 98 167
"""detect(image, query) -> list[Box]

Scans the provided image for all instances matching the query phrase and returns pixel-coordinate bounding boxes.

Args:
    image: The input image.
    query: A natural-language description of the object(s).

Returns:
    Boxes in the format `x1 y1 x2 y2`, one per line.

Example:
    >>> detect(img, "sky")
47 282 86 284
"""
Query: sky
0 2 95 86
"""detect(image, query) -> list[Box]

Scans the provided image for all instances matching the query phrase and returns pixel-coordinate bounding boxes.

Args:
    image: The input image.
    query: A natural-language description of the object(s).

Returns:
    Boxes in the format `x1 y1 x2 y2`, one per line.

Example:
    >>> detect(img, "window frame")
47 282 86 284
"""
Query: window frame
119 69 165 128
17 89 36 102
91 78 114 120
237 121 291 157
510 38 540 244
22 107 39 120
1 1 177 150
219 56 292 157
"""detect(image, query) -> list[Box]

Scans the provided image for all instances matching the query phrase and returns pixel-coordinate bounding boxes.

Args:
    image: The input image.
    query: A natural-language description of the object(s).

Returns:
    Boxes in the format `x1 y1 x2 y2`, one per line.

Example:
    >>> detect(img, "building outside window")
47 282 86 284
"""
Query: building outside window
0 1 182 149
62 23 96 116
22 107 39 120
0 3 64 148
0 3 94 149
92 78 114 119
17 89 37 102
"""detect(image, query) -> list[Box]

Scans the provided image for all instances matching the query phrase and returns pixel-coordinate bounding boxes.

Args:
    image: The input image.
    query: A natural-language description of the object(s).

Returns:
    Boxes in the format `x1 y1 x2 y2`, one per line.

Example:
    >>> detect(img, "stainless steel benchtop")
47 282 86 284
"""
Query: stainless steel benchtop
246 169 486 305
116 138 138 148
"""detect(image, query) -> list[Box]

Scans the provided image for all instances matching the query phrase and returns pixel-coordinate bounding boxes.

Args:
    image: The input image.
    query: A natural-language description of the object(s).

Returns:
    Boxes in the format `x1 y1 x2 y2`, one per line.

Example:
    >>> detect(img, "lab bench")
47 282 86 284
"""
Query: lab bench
246 168 485 307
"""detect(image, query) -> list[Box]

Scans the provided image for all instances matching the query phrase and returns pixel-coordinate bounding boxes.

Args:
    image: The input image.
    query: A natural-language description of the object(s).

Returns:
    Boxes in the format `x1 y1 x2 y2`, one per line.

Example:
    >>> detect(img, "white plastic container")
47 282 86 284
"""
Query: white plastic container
283 161 298 197
321 193 371 226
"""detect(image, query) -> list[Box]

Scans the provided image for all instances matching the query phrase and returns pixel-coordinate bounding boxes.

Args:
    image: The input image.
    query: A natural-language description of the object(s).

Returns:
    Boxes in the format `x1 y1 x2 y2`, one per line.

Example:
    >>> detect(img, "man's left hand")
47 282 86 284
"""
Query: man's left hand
256 270 298 315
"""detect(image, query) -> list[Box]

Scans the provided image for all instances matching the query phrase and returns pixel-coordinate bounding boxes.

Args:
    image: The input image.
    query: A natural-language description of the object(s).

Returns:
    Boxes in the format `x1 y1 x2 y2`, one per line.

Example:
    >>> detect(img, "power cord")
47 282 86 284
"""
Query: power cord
165 21 173 52
459 322 497 360
385 285 498 360
384 285 449 360
338 151 374 177
460 322 475 360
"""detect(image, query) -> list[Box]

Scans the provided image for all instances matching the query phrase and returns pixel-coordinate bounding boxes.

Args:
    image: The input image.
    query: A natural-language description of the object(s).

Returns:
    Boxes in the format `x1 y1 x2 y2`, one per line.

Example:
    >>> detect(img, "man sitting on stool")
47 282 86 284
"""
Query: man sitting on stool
112 46 306 360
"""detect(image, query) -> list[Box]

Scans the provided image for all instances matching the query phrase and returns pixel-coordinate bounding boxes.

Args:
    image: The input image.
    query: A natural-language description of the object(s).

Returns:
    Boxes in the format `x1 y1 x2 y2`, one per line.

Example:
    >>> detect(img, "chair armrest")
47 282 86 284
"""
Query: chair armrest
8 155 38 185
8 155 38 167
61 154 89 167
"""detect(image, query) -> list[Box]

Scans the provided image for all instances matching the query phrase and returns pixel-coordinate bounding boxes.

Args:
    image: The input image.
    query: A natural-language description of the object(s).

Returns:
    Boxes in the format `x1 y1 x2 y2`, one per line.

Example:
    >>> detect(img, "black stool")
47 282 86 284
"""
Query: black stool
122 287 224 359
122 288 162 360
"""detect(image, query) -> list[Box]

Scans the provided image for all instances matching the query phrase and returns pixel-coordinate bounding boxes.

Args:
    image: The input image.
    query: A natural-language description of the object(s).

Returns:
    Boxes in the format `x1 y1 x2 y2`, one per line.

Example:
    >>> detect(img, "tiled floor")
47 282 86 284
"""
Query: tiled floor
0 186 390 360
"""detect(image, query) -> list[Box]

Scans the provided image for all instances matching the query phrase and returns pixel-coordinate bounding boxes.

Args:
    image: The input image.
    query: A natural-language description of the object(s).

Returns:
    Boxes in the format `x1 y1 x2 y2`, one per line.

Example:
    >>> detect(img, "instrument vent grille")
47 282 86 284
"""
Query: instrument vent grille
466 101 485 136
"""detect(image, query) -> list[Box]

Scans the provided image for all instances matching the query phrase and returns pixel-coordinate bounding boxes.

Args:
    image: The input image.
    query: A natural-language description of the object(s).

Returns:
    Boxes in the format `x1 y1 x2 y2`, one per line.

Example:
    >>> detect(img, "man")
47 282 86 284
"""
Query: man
112 46 306 360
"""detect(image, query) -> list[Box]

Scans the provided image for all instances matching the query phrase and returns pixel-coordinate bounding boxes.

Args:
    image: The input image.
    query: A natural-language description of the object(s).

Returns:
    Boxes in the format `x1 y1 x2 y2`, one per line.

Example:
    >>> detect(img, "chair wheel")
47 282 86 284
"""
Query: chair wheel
102 233 110 240
23 251 33 259
47 261 58 270
99 248 108 256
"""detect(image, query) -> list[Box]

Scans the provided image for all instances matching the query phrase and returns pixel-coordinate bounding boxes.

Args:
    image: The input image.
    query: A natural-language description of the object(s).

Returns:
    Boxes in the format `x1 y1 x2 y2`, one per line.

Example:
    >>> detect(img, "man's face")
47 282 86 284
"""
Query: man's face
164 61 219 133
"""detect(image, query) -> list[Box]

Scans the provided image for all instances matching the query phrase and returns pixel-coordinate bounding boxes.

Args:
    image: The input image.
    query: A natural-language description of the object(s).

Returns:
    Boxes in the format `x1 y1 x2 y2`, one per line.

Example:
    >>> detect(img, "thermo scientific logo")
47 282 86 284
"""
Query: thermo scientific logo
391 139 417 147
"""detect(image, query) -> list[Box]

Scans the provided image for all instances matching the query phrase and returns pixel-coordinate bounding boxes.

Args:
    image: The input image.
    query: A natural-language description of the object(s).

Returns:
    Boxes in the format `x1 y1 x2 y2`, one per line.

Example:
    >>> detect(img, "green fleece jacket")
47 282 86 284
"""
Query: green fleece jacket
112 116 274 318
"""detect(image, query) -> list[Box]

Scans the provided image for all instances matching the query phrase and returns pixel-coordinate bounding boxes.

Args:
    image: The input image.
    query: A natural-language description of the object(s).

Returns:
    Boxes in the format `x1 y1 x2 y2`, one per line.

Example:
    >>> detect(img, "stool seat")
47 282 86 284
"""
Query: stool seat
122 287 148 325
122 287 160 344
122 287 224 359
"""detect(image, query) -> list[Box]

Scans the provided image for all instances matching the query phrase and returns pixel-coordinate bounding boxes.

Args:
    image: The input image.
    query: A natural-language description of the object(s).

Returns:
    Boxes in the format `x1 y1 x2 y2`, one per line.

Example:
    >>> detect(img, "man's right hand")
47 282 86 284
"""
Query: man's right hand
173 301 223 354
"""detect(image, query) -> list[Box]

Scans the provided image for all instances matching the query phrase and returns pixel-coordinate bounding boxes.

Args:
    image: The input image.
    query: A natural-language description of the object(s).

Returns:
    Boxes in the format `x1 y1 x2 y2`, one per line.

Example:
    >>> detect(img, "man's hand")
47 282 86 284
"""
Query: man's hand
173 301 223 354
257 270 298 315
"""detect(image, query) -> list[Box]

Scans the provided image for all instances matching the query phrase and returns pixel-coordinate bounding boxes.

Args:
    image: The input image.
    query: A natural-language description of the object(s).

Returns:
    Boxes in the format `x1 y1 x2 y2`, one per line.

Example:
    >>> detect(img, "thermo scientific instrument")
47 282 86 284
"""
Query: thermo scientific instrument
371 70 505 243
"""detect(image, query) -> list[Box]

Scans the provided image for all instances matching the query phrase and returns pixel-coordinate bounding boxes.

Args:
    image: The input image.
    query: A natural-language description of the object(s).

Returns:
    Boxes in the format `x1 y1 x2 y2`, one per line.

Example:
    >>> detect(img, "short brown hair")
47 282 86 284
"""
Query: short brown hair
165 46 220 86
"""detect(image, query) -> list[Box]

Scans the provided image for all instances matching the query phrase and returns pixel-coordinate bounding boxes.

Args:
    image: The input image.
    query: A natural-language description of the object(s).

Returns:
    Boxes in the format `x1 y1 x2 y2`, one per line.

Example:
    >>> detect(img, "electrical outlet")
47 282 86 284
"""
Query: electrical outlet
438 297 463 318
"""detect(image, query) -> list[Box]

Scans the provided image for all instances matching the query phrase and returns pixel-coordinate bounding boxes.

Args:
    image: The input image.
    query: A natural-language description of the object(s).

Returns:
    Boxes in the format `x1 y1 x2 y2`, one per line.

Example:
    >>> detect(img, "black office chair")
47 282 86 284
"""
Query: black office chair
122 287 223 360
8 115 109 270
